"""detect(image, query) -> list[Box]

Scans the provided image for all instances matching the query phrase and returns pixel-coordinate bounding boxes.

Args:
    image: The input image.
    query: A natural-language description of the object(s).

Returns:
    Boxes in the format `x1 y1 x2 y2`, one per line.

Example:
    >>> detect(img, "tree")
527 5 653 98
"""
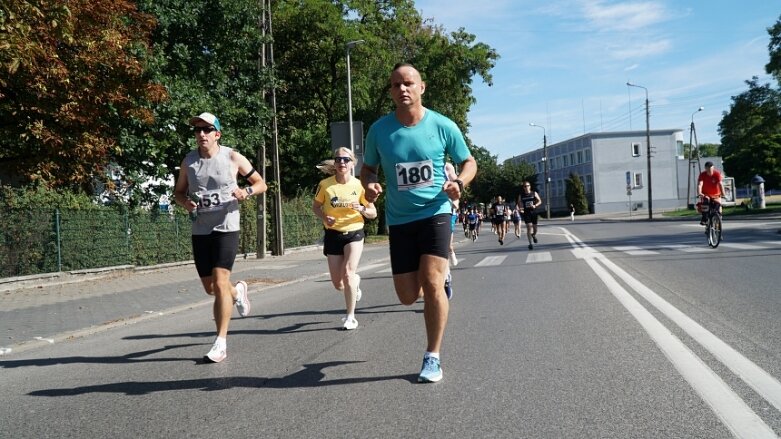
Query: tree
0 0 166 189
131 0 271 203
271 0 499 196
718 77 781 188
766 14 781 84
566 172 589 214
684 143 720 159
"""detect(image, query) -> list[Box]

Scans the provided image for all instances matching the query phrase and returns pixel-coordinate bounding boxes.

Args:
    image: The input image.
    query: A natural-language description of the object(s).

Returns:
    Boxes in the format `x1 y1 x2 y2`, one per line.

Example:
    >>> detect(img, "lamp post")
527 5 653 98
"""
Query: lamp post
529 123 550 219
346 40 364 174
686 107 704 208
626 82 652 220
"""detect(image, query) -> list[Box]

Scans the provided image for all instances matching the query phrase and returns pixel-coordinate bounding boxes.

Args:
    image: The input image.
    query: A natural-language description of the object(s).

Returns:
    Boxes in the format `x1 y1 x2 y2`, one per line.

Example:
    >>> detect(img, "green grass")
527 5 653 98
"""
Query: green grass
663 202 781 218
365 234 389 244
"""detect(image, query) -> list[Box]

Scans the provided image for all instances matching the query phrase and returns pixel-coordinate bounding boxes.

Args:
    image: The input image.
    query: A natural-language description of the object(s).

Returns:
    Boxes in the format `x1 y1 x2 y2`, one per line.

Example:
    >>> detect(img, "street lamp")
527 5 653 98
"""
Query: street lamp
346 39 364 174
529 122 550 219
686 106 704 208
626 82 653 220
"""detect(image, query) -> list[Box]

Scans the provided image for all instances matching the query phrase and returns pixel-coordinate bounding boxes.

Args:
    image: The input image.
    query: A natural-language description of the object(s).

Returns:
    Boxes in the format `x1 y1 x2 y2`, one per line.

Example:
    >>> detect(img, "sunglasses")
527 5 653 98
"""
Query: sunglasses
193 126 217 134
334 157 352 163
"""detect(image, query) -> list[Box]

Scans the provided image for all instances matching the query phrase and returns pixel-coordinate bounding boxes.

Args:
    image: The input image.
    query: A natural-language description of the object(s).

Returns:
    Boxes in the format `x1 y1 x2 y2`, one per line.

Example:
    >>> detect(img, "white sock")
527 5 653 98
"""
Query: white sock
215 336 226 347
424 351 440 360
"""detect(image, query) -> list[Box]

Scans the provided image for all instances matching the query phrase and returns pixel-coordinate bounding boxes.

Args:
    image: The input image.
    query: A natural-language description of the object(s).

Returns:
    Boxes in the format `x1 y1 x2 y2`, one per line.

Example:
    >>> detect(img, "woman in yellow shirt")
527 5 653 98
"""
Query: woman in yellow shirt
312 147 377 330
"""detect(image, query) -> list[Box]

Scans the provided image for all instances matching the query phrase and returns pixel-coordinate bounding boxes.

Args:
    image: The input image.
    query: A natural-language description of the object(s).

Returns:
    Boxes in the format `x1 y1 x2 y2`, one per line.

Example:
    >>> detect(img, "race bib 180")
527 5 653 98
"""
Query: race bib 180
395 160 434 191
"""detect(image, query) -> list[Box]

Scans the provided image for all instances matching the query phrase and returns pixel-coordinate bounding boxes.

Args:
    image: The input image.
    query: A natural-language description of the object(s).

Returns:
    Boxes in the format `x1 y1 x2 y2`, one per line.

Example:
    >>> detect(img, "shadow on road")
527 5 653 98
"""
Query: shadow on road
27 361 416 396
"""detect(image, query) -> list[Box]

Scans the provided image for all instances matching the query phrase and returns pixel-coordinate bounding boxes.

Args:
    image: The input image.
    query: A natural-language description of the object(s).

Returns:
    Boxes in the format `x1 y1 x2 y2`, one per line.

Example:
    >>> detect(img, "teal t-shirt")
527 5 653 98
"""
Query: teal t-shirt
364 109 471 226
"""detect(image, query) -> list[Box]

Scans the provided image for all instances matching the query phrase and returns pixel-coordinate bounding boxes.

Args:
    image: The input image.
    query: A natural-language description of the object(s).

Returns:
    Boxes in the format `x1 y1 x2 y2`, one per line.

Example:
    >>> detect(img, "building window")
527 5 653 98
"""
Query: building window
633 172 643 188
563 155 569 167
577 151 583 164
570 153 575 165
676 140 684 158
585 149 591 162
632 143 641 157
586 174 593 193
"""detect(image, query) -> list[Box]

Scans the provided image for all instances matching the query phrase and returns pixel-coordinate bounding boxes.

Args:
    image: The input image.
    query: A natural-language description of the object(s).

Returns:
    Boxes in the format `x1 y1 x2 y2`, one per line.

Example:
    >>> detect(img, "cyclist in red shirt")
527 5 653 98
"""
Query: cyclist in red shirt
697 161 725 225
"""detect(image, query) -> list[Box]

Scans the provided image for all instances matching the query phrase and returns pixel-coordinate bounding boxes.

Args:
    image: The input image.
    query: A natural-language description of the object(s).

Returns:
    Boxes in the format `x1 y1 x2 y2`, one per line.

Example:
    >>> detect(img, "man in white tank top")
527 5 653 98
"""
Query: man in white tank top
173 112 267 363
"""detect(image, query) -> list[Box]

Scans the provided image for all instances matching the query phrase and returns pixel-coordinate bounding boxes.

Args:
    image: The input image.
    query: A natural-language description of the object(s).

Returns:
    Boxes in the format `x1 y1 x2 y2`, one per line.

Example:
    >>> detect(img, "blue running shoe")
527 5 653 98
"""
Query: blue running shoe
417 356 443 383
444 272 453 300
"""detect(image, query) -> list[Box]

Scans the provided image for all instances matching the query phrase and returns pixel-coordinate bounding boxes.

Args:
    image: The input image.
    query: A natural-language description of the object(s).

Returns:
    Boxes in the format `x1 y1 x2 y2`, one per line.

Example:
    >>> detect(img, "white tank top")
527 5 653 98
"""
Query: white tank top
184 145 240 235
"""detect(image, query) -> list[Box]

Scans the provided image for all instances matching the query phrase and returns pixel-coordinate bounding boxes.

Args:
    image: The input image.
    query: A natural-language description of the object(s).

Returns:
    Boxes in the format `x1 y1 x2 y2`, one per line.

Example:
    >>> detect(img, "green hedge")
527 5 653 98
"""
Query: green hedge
0 186 383 278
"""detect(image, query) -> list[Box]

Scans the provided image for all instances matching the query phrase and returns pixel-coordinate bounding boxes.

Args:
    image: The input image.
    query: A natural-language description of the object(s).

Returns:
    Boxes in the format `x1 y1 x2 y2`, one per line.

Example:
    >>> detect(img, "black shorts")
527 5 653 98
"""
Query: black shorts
492 217 504 225
468 223 477 231
522 210 538 225
388 213 451 275
191 231 240 278
323 228 365 256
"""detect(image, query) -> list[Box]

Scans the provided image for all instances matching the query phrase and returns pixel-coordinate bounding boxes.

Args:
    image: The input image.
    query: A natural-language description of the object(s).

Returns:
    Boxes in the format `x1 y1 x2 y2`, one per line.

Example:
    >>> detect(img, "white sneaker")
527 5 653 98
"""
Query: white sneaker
234 281 250 317
355 274 362 302
342 315 358 330
204 340 226 363
449 251 458 267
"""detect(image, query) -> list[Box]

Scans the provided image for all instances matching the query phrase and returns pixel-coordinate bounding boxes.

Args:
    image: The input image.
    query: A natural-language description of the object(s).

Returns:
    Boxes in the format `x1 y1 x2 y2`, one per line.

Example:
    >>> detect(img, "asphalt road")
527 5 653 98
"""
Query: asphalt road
1 216 780 438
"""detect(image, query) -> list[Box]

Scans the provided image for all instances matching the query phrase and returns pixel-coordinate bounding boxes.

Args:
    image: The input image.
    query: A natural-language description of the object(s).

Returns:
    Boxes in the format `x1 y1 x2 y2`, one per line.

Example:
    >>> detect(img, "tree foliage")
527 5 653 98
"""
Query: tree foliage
271 0 499 196
565 172 589 214
718 77 781 188
0 0 166 188
1 0 502 208
766 14 781 83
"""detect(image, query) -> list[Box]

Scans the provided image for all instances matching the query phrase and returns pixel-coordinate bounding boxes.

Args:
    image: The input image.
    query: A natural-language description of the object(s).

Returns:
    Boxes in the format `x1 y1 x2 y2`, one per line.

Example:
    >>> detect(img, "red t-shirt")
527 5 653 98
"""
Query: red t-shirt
698 170 723 197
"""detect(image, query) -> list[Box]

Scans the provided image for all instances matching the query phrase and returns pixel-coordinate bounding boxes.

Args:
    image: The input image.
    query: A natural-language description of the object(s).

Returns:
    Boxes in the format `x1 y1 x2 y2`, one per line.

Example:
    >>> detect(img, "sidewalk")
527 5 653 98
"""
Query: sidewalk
0 243 391 356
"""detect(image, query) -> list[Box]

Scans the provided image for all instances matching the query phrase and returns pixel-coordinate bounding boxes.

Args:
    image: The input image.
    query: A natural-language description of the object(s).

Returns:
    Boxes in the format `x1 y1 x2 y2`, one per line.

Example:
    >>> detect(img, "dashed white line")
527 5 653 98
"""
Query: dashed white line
474 256 507 267
526 252 552 263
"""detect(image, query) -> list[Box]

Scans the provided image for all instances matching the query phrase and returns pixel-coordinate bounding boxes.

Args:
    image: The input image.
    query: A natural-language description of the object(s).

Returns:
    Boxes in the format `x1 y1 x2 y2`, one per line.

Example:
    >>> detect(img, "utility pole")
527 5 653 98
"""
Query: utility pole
686 107 703 209
529 123 550 219
627 82 652 220
255 0 267 259
265 0 284 255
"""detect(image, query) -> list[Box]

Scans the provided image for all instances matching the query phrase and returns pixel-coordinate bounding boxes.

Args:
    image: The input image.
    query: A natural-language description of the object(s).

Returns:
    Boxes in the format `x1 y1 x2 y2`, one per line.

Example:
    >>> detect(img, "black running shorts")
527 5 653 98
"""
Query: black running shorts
323 228 365 256
522 210 539 225
191 231 240 278
388 213 451 275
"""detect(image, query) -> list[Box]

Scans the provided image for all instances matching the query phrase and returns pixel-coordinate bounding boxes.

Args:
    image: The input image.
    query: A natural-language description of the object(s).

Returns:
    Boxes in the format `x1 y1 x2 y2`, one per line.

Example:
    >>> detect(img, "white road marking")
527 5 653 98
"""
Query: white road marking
526 252 552 263
613 246 659 256
676 246 713 253
759 241 781 246
359 263 388 273
719 243 767 250
475 256 507 267
559 227 780 438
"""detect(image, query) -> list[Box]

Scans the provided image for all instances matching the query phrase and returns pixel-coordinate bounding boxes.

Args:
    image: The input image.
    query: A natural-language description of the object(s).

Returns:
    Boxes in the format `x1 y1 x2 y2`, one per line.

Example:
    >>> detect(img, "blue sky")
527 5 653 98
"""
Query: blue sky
414 0 778 162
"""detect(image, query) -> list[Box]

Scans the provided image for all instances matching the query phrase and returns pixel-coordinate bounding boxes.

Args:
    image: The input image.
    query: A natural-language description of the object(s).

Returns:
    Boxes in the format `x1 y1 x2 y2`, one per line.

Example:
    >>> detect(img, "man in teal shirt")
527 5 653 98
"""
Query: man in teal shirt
361 63 477 383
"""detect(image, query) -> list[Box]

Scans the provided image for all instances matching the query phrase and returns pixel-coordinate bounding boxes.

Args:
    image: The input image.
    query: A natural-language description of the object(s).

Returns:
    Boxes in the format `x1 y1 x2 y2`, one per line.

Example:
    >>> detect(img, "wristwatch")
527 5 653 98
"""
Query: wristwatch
245 187 254 196
454 179 464 192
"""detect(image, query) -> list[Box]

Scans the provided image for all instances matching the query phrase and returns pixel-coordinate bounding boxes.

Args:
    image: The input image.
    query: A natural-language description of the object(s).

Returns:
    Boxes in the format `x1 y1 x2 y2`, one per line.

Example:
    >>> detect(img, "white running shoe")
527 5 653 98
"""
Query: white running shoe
355 274 362 302
449 251 458 267
234 281 250 317
342 315 359 330
204 340 226 363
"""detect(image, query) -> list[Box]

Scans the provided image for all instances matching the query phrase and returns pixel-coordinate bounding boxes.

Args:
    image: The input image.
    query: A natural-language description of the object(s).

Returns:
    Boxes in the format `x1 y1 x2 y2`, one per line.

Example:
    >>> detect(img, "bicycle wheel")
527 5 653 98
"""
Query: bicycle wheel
707 215 720 248
712 214 722 248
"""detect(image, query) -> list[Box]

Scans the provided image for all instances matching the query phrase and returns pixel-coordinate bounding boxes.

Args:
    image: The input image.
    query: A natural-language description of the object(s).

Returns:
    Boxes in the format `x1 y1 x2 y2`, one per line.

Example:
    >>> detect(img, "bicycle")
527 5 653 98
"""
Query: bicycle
700 196 722 248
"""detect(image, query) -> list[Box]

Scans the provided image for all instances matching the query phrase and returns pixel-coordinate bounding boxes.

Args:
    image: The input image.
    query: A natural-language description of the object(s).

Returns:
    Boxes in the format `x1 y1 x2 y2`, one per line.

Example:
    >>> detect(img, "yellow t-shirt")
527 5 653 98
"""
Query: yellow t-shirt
314 176 368 232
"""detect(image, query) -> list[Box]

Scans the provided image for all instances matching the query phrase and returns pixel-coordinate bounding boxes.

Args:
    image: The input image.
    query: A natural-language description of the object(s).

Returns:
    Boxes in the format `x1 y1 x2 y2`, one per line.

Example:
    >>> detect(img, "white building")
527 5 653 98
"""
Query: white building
506 129 724 214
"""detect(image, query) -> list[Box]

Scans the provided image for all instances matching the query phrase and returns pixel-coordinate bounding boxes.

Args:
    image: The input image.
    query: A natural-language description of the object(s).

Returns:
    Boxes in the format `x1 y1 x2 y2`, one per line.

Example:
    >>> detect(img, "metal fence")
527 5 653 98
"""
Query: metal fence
0 207 323 278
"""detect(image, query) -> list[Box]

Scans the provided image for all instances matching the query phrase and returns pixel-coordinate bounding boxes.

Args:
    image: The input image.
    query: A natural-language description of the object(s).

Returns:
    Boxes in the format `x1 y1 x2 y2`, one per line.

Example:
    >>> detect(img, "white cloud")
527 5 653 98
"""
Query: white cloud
608 39 672 59
580 0 669 32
